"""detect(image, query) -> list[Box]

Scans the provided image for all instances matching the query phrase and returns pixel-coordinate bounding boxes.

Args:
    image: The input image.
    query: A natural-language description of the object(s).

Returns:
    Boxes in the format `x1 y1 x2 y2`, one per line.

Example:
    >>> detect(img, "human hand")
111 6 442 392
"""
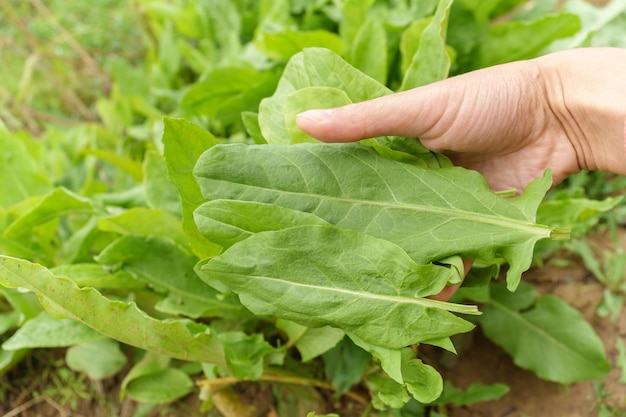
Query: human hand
296 47 626 193
296 47 626 301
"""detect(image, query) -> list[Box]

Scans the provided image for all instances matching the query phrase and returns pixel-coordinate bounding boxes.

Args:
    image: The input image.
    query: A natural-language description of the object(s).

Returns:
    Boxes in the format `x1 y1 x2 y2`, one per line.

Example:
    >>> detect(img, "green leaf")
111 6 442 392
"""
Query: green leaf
182 67 280 125
241 111 266 144
255 29 344 62
284 87 352 143
351 334 446 403
202 225 475 349
258 48 391 145
476 13 581 68
98 207 189 251
219 332 280 379
2 312 104 350
62 216 100 264
346 17 387 84
143 151 182 219
162 118 221 259
361 135 452 168
323 337 371 394
97 235 242 319
348 333 403 384
83 149 143 182
400 0 452 90
547 0 626 50
434 381 510 407
616 337 626 384
66 338 127 380
366 373 410 410
457 0 522 23
0 310 19 335
0 256 225 365
3 187 94 238
401 350 443 404
480 283 611 384
0 128 51 209
537 191 621 238
276 319 344 362
257 0 293 34
0 287 42 323
338 0 376 44
126 367 195 404
400 18 431 76
194 200 328 249
194 143 563 289
120 352 170 400
50 263 144 290
107 56 150 98
0 348 27 378
157 23 181 77
596 288 624 323
201 0 242 59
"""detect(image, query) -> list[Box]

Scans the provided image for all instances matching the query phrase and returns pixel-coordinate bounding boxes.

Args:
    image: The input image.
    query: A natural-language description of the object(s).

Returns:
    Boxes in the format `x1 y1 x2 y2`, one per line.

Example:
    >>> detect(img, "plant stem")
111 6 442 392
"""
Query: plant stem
197 368 370 405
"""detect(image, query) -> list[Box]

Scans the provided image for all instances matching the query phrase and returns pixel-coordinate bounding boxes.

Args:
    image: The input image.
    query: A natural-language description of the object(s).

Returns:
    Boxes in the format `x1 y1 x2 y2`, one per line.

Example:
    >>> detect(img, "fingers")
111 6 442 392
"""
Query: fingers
429 284 461 302
429 259 474 302
296 85 449 143
296 59 540 154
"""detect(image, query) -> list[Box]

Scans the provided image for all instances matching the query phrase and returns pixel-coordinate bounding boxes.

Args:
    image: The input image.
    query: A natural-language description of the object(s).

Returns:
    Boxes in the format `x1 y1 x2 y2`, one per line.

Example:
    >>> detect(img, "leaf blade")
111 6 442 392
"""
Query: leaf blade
480 283 610 384
202 225 475 349
0 256 225 365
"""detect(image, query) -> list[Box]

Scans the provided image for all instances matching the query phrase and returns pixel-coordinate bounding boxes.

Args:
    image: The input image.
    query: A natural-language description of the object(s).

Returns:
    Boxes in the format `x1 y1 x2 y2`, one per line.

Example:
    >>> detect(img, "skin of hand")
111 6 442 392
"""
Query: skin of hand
296 47 626 193
296 47 626 301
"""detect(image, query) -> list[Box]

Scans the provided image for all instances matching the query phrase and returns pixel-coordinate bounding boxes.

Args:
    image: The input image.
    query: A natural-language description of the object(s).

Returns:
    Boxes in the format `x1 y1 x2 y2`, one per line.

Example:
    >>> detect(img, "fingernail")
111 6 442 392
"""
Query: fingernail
297 109 333 123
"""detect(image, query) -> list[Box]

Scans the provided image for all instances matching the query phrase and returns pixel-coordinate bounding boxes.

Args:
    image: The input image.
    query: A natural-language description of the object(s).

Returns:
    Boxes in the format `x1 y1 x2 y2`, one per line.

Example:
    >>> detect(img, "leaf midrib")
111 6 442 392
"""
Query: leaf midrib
221 271 480 315
202 179 552 237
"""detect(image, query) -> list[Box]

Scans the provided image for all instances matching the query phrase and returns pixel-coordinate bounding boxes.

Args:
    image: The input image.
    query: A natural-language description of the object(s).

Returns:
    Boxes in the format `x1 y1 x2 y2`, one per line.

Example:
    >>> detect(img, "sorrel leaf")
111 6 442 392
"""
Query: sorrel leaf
162 117 221 259
284 86 352 143
96 235 245 319
3 187 94 238
202 224 476 349
480 283 611 383
0 256 225 365
66 339 128 380
2 312 104 350
258 48 391 145
194 200 328 249
399 0 452 90
276 319 344 362
0 128 51 209
195 142 566 289
477 13 581 67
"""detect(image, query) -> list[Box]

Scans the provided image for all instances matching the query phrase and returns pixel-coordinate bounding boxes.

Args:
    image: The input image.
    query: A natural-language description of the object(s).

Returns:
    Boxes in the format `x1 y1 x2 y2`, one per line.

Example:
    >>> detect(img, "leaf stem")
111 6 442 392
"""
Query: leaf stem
197 368 370 405
550 227 571 241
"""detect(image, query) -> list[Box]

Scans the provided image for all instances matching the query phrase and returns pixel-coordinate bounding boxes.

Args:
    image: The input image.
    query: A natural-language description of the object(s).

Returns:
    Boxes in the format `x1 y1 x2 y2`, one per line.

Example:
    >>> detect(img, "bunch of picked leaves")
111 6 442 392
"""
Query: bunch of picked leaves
190 47 570 406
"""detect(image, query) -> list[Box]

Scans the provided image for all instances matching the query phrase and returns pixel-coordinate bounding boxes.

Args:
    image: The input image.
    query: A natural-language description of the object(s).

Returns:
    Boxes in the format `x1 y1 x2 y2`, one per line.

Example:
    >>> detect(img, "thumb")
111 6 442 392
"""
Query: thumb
296 85 451 143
